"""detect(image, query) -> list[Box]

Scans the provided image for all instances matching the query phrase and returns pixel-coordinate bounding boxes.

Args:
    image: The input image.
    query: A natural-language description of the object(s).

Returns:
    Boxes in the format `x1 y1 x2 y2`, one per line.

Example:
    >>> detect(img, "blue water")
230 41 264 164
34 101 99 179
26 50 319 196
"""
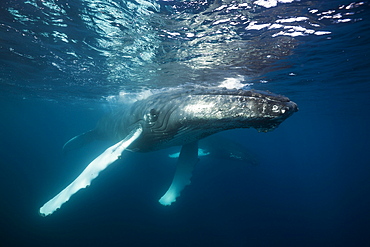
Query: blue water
1 0 370 246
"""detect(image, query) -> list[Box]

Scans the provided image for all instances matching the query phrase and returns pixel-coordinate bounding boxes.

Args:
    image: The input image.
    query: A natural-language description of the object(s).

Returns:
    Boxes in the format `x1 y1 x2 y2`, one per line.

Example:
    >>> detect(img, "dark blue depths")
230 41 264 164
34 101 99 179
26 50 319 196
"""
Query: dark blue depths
1 0 370 247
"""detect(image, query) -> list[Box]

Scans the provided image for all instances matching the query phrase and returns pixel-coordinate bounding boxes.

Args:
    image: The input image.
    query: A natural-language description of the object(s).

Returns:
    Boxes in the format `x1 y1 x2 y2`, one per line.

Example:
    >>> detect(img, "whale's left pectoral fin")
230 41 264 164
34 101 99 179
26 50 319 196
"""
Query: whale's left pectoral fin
159 141 199 206
39 125 143 217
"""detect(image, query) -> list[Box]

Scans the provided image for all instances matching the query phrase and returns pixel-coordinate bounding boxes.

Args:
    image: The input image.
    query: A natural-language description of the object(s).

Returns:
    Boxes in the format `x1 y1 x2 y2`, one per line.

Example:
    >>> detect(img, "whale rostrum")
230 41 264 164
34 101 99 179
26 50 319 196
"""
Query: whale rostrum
40 87 298 216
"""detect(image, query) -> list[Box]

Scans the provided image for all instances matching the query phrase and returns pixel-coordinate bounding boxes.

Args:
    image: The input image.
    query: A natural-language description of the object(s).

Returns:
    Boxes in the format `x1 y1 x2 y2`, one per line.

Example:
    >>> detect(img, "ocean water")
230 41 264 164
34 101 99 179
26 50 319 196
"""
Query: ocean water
0 0 369 246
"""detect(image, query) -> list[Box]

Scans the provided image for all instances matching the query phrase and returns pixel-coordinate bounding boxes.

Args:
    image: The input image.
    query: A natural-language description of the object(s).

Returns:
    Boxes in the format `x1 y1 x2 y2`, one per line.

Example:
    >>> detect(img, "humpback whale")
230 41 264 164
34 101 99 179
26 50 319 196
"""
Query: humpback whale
39 87 298 216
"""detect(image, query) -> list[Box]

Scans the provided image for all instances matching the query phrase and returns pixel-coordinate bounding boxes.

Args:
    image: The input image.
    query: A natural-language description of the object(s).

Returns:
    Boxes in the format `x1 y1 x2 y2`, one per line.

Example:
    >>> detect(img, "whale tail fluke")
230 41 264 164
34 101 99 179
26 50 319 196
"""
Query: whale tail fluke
63 130 98 153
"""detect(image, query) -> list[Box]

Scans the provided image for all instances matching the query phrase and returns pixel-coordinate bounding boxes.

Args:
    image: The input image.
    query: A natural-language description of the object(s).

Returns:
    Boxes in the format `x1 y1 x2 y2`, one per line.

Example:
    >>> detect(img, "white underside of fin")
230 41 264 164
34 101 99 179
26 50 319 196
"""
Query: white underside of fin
168 148 210 158
39 125 143 216
159 141 198 206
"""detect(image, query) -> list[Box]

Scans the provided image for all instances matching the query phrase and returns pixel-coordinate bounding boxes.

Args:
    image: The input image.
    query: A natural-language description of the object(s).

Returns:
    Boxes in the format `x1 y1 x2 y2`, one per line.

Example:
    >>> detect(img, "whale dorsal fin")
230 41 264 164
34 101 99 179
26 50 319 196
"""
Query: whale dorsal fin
39 125 143 216
159 141 199 206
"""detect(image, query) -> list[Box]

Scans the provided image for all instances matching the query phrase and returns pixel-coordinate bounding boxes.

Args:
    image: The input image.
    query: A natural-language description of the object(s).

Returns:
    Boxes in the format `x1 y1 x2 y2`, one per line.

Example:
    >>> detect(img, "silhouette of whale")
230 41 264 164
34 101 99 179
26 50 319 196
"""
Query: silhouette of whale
40 87 298 216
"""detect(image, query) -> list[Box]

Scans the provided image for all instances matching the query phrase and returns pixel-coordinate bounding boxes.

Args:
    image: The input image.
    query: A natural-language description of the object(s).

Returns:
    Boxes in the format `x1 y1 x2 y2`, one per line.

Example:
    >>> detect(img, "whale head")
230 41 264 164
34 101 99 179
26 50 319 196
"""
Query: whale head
175 88 297 132
128 87 298 151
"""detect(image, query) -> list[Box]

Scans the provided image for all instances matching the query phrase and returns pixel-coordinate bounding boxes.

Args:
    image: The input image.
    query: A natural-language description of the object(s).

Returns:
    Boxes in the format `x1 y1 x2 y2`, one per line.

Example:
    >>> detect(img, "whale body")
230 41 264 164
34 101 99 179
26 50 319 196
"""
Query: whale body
40 87 298 216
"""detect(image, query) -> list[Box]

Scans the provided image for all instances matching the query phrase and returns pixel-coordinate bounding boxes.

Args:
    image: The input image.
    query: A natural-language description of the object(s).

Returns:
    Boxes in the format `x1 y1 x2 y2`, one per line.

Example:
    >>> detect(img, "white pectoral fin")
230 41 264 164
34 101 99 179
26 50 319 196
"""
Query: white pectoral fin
159 141 199 206
39 125 143 217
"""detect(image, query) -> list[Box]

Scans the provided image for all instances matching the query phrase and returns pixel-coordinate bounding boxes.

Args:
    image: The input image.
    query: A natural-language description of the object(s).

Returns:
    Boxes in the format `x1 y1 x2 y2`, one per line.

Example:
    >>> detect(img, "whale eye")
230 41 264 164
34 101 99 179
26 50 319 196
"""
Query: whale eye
145 109 159 124
150 109 158 120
